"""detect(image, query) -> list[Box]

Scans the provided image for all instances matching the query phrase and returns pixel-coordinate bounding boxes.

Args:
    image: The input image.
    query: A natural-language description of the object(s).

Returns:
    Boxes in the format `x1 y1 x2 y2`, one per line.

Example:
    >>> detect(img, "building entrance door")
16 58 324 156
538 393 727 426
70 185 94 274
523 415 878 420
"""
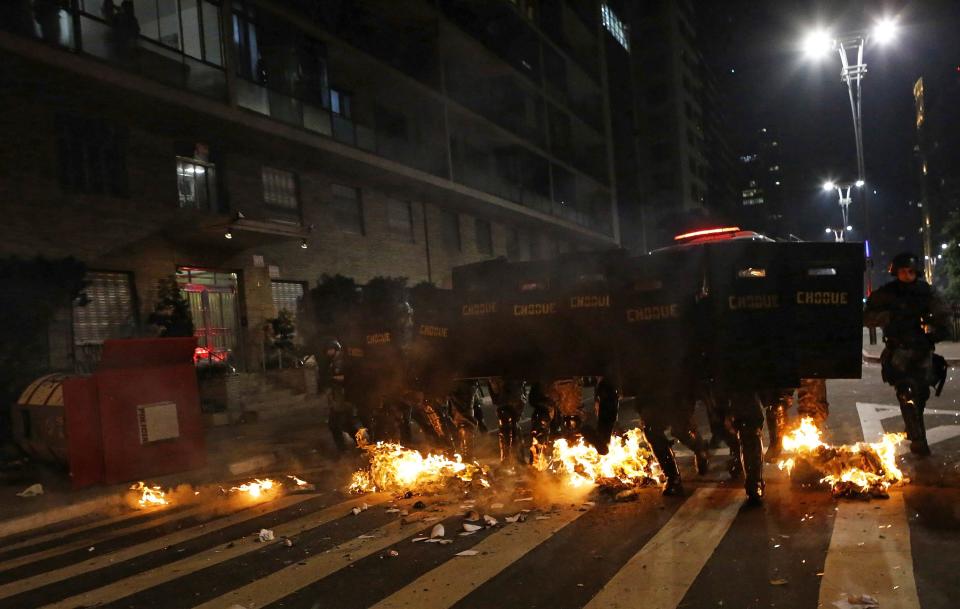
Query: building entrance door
176 267 242 366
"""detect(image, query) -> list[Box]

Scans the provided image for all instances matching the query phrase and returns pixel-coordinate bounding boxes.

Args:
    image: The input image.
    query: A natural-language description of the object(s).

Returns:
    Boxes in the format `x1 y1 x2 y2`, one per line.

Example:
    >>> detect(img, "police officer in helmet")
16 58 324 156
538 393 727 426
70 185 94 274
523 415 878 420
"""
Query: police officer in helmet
864 252 950 455
321 339 360 453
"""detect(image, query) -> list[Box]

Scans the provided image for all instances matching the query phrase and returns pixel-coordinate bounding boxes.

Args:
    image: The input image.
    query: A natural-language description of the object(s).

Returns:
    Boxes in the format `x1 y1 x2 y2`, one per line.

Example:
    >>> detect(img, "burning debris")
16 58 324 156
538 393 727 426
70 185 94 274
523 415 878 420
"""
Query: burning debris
349 442 488 494
777 417 907 498
130 481 169 508
228 478 279 500
532 429 664 490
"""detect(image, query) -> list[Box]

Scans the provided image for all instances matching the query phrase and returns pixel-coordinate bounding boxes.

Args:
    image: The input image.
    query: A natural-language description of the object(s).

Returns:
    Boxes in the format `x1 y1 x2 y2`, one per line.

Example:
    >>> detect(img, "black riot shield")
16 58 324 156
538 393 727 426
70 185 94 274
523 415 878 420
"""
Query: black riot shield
612 248 704 398
500 260 560 381
552 250 621 379
408 286 459 398
357 302 408 400
784 242 865 379
704 240 799 391
452 258 510 379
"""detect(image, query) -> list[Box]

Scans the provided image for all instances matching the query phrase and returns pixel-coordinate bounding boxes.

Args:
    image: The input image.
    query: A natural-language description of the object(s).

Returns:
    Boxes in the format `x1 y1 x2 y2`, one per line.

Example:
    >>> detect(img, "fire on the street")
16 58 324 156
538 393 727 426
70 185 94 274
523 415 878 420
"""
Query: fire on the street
533 429 664 489
229 478 278 500
130 481 169 508
777 417 907 497
349 442 487 493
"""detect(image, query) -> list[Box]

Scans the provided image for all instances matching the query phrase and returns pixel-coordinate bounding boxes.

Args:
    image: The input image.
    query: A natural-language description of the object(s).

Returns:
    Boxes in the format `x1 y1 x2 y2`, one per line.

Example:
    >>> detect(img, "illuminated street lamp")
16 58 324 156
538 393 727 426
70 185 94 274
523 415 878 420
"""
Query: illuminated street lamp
802 16 898 289
821 180 863 241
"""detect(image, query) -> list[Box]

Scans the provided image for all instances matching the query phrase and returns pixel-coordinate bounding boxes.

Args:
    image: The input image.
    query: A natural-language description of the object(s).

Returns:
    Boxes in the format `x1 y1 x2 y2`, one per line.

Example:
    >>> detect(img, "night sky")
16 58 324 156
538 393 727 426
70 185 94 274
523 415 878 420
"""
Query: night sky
698 0 960 278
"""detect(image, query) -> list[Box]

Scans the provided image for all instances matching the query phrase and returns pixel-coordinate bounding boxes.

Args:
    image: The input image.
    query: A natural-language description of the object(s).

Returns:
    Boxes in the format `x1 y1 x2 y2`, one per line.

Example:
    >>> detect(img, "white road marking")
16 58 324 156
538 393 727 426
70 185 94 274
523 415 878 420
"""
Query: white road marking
857 402 960 453
818 491 921 609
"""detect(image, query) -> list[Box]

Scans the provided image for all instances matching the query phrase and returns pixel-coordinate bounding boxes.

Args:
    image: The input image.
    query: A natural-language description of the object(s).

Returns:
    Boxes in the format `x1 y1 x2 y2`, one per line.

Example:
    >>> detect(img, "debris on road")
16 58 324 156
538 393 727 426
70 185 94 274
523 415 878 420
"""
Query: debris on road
456 550 479 556
430 523 445 538
505 514 524 523
411 537 428 543
769 578 788 586
413 501 427 509
833 594 880 609
490 502 504 509
16 483 43 497
388 550 399 557
351 503 370 516
258 529 275 542
483 515 498 526
462 523 482 532
283 538 293 547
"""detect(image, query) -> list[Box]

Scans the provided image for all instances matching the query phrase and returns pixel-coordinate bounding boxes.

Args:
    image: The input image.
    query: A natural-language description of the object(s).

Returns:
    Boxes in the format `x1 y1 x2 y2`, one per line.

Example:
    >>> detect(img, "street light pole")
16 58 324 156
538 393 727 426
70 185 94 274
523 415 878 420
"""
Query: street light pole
835 34 872 292
822 180 861 242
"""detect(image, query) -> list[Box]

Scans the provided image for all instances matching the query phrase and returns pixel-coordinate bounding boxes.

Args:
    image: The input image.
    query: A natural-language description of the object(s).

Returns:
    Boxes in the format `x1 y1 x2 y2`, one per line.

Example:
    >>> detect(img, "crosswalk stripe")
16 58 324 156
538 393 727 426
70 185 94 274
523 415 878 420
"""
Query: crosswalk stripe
40 493 387 609
818 491 921 609
188 503 464 609
584 487 743 609
0 493 318 601
368 505 589 609
0 505 209 572
0 509 158 557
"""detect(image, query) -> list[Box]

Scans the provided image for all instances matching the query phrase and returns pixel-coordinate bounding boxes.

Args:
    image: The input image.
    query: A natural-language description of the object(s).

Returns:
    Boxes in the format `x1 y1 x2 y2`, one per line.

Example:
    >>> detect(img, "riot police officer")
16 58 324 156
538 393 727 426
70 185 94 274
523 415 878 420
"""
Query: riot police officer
637 389 711 496
864 252 950 455
492 378 530 464
447 380 485 458
321 339 359 453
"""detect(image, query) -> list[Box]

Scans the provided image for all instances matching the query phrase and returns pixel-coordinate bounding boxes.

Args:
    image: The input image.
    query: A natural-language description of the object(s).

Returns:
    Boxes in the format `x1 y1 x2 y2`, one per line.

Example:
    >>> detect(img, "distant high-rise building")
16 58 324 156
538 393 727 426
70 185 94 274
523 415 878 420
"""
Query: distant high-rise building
620 0 736 251
736 127 787 237
913 69 960 284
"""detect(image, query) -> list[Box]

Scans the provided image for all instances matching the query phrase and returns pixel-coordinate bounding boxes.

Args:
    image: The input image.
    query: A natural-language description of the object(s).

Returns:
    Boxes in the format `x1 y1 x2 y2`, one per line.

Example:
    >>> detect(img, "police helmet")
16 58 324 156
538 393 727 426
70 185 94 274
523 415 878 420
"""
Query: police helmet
888 252 920 276
325 339 342 352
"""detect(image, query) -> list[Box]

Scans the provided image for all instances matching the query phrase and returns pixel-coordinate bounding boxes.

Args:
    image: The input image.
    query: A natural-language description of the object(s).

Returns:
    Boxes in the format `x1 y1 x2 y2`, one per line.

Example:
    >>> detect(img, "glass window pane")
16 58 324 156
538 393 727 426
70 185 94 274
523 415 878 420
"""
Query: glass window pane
386 199 413 241
202 1 222 65
133 0 161 40
157 0 181 49
181 0 202 59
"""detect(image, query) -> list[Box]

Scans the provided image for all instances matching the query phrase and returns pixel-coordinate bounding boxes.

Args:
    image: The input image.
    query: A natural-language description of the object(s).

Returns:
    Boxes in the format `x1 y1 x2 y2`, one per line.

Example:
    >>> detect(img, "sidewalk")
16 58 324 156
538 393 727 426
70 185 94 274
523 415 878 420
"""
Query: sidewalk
862 328 960 364
0 410 334 539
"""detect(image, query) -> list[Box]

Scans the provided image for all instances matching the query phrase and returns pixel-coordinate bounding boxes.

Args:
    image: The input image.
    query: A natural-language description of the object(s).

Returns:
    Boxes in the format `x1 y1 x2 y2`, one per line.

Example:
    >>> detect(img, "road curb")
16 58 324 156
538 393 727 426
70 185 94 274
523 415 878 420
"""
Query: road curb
0 493 123 540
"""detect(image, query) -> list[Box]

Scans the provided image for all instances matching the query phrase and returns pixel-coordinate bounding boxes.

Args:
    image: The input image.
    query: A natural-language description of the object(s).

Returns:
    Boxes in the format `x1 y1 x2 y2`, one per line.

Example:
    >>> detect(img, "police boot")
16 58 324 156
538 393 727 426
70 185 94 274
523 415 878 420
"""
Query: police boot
457 425 474 459
594 381 619 455
739 427 765 504
764 405 787 463
908 402 931 456
645 430 683 496
725 431 743 479
677 429 710 476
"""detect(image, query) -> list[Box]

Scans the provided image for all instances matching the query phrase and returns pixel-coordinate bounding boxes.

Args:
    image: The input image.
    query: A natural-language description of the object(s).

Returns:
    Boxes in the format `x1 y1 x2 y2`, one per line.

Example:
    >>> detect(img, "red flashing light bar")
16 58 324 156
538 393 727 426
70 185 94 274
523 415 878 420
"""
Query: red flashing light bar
673 226 741 241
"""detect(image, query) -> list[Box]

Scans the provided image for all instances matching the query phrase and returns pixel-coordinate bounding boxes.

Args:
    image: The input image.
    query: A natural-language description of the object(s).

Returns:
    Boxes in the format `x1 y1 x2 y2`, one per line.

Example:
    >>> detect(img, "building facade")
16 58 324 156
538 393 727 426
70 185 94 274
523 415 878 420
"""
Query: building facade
735 127 786 238
623 0 735 251
0 0 620 372
913 70 960 284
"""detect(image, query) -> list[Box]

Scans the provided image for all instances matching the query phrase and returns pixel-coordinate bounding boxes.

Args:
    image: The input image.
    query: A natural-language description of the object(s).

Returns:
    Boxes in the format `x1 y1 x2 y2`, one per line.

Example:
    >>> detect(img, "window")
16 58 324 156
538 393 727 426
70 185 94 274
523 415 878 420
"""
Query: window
441 209 461 252
271 280 305 320
331 89 352 118
475 218 493 255
386 199 414 241
330 184 364 234
601 4 629 51
132 0 223 65
73 271 136 345
177 157 218 211
262 167 299 211
56 116 128 196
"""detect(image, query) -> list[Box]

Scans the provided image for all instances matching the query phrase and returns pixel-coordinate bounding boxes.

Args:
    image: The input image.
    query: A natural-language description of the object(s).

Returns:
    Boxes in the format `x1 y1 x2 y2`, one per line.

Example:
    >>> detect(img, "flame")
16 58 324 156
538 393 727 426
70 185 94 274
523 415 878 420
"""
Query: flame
287 475 308 487
533 429 664 489
229 478 277 499
130 481 169 508
349 442 486 493
777 417 907 496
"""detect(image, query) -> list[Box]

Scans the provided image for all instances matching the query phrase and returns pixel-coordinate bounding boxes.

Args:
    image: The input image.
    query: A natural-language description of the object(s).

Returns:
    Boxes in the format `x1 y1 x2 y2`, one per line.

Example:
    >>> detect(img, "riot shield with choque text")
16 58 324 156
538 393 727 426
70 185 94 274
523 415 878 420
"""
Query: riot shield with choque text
783 241 865 379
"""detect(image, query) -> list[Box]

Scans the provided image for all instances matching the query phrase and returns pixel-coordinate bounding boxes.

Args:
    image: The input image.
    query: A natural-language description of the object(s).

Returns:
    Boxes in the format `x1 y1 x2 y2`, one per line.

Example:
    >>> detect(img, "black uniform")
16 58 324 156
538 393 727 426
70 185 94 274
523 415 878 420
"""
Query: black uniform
321 342 359 453
447 380 485 458
493 378 529 464
864 256 950 455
